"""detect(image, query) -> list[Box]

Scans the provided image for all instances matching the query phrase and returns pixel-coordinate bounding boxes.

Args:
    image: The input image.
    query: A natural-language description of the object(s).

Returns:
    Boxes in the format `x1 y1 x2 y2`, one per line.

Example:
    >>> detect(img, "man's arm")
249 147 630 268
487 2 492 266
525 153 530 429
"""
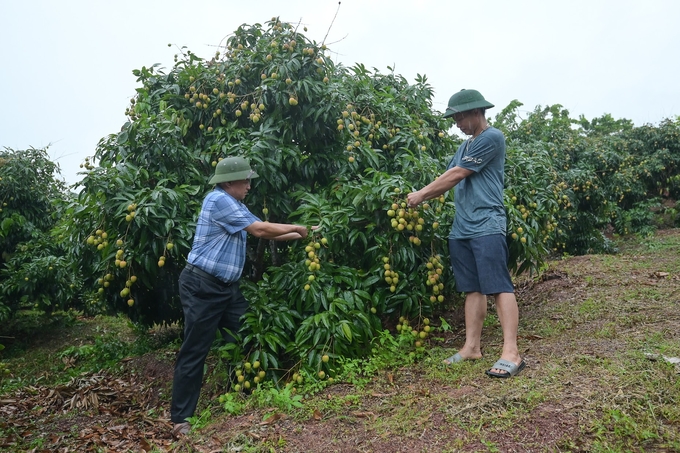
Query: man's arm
270 231 304 241
245 221 309 241
407 166 474 208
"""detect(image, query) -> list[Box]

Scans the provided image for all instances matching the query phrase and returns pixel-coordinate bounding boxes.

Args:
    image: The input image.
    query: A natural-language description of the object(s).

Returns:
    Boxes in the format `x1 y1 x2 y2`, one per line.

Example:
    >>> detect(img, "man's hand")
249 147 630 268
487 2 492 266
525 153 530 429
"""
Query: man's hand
407 191 424 208
406 167 472 208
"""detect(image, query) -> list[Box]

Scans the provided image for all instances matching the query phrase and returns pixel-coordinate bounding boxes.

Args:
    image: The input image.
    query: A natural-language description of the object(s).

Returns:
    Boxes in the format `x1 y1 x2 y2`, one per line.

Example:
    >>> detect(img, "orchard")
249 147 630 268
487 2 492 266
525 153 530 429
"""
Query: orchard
1 18 678 393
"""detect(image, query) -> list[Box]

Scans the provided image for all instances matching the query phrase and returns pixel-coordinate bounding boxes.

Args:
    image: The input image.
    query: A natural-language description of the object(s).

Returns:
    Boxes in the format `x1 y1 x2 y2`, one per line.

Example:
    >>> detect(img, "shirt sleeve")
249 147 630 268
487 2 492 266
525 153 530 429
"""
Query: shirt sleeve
457 135 499 173
211 195 260 234
446 143 464 170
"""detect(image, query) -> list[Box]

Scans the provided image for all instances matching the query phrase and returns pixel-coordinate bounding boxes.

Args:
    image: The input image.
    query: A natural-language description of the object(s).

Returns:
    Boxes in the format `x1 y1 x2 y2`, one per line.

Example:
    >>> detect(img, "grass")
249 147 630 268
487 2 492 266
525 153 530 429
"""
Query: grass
1 229 680 452
0 312 176 394
229 224 677 450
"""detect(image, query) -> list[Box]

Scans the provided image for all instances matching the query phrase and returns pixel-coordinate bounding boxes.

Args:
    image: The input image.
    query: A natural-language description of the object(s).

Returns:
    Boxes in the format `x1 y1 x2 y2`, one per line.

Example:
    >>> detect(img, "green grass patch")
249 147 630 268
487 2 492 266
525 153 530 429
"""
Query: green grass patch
0 310 175 393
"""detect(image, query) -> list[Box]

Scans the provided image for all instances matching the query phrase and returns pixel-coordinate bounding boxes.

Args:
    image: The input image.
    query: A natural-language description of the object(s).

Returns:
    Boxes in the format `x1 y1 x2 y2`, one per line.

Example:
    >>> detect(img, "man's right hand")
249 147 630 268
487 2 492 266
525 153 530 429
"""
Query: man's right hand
407 191 424 208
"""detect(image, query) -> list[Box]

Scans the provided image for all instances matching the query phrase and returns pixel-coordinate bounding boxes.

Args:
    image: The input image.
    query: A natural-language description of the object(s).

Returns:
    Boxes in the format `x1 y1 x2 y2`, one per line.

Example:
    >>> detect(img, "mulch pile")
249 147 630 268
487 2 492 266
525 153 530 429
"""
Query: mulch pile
1 355 176 452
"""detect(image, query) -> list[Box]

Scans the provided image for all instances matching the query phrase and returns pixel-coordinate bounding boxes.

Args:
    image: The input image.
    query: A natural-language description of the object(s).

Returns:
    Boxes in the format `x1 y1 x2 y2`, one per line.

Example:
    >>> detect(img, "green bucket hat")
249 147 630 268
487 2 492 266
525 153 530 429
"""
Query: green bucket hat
209 156 259 184
442 89 495 118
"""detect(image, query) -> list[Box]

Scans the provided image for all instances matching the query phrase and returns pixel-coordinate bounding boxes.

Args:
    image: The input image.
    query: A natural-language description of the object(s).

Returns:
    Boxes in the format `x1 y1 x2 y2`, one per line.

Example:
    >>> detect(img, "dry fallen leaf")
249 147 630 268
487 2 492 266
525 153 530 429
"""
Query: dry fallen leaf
370 392 396 398
351 411 376 420
260 412 284 425
140 437 152 452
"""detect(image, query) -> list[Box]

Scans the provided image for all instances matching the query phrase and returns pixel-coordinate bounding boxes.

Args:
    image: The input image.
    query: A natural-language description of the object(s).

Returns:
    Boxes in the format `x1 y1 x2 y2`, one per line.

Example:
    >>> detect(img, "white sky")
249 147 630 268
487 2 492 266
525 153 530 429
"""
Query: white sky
1 0 679 185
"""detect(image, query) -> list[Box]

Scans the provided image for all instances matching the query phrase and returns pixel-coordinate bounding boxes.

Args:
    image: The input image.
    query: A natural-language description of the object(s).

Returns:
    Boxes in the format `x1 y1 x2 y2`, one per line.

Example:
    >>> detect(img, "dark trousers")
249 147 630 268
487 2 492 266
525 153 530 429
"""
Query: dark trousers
170 268 248 423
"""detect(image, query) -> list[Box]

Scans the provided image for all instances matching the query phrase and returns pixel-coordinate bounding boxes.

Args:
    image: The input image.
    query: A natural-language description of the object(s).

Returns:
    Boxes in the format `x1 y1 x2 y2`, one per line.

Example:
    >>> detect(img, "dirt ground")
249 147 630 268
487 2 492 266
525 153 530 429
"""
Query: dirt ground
1 230 679 452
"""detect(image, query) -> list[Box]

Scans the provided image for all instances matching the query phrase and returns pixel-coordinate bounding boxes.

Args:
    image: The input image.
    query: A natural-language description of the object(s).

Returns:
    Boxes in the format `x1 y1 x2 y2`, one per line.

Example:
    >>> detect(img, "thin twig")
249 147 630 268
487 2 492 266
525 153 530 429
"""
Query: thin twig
323 2 342 46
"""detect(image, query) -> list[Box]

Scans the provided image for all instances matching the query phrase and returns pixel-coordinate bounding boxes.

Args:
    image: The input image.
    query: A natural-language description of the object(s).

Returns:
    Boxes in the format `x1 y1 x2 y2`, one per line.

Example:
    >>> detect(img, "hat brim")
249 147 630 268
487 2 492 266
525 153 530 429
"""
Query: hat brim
209 170 259 184
443 100 495 118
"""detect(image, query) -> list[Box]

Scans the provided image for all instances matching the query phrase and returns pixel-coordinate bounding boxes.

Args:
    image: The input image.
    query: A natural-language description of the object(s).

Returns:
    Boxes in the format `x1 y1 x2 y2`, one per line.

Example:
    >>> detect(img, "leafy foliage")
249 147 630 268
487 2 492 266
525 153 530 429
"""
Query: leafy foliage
0 147 70 319
60 19 466 352
0 236 82 316
502 104 680 254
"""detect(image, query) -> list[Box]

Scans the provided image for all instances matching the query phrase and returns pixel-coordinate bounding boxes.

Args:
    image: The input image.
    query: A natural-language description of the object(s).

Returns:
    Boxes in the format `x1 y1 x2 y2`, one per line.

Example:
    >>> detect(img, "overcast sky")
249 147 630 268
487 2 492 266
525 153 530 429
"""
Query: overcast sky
1 0 679 185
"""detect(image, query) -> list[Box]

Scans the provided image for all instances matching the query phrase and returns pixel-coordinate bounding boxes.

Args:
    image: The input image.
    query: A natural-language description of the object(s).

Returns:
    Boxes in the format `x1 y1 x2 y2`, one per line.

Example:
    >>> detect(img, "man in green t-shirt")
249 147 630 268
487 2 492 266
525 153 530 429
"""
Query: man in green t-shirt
407 89 525 378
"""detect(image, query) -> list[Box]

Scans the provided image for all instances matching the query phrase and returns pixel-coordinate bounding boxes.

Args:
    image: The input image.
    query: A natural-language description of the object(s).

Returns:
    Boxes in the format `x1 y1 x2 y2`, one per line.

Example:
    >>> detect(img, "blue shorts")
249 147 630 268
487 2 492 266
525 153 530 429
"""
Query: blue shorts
449 234 514 295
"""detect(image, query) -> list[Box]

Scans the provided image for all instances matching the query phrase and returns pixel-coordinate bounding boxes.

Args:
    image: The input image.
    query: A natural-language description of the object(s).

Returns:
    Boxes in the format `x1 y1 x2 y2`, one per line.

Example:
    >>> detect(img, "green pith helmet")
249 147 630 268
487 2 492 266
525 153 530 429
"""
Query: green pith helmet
442 89 495 118
208 156 259 184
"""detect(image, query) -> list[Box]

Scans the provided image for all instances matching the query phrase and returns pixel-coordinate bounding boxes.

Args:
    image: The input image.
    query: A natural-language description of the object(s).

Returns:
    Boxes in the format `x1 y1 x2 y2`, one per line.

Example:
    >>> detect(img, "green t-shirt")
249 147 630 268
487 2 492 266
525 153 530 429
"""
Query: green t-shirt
447 127 507 239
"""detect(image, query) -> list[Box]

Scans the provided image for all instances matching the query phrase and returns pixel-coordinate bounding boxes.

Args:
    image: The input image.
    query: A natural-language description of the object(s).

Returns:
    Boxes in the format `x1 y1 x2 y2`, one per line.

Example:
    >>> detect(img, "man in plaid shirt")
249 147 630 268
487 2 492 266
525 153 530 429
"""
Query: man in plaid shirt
171 156 311 437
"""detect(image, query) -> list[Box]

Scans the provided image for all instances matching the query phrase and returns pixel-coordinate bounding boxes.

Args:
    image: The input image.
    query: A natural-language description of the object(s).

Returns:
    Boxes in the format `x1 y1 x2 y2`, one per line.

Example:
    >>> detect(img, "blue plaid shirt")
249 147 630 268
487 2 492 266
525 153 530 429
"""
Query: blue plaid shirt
187 186 260 283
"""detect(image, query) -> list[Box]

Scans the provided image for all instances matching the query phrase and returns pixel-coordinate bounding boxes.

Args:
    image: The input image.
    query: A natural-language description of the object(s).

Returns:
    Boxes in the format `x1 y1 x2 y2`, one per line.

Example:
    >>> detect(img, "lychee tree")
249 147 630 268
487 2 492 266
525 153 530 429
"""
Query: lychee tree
62 18 562 383
505 104 680 254
0 147 78 320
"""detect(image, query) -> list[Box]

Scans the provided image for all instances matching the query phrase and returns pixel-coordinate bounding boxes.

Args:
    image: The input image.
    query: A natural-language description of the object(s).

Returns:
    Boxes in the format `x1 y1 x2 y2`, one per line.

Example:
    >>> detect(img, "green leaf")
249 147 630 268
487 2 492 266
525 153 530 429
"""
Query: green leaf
341 322 353 343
